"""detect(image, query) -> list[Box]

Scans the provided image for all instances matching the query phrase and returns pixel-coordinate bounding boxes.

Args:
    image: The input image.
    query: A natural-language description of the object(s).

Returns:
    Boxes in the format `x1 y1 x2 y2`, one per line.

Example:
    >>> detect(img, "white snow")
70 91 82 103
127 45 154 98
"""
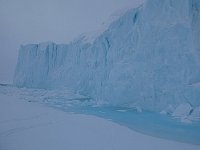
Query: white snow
0 94 200 150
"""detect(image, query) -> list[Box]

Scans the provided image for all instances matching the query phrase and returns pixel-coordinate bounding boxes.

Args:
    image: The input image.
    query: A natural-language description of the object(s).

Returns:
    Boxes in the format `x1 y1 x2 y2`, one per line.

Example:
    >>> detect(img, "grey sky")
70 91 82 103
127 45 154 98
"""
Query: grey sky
0 0 143 84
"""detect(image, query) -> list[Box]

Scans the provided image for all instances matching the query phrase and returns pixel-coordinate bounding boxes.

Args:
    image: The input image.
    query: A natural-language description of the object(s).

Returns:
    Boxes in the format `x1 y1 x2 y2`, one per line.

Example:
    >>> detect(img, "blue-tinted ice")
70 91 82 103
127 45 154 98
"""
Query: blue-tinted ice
10 0 200 145
43 97 200 145
0 85 199 145
14 0 200 112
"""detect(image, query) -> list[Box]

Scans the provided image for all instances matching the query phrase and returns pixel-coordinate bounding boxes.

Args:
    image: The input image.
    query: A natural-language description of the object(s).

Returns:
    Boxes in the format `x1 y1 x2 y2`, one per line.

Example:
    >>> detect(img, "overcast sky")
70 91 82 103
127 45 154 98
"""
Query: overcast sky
0 0 143 84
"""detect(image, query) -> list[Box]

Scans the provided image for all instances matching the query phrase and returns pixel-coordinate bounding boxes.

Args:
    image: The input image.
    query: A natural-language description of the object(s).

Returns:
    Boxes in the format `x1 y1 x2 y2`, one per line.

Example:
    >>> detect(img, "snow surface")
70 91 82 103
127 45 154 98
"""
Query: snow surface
1 87 200 150
14 0 200 112
1 85 200 144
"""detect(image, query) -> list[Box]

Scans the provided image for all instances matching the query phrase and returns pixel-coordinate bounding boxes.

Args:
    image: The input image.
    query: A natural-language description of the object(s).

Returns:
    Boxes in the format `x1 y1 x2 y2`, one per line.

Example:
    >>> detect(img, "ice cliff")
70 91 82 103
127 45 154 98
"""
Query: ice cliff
14 0 200 112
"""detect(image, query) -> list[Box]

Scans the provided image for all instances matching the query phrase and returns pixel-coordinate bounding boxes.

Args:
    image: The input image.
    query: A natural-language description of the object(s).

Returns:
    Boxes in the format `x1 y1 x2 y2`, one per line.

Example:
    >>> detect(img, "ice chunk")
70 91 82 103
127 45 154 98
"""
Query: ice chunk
172 103 193 118
180 117 193 124
160 105 175 115
189 106 200 121
136 106 142 113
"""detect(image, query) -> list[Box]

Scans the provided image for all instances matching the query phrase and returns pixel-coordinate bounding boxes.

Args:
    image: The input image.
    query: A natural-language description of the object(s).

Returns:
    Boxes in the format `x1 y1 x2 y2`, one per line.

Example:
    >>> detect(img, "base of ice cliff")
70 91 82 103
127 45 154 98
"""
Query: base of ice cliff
14 0 200 112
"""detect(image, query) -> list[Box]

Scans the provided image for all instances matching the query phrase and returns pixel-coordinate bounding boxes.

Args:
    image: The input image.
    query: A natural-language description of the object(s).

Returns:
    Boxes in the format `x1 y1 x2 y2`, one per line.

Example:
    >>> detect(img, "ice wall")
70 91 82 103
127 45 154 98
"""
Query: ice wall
14 0 200 111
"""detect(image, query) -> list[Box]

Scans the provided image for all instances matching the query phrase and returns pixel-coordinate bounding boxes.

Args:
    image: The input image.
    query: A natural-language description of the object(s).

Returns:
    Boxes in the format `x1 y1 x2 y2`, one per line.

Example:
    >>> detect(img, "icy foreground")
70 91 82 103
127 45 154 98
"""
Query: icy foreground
0 85 200 144
0 87 200 150
14 0 200 113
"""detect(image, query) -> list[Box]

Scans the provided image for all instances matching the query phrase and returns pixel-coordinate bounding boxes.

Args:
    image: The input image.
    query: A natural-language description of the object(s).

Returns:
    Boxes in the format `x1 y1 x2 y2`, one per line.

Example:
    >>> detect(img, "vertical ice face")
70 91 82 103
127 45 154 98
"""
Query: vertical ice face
14 42 63 88
14 0 200 111
191 0 200 60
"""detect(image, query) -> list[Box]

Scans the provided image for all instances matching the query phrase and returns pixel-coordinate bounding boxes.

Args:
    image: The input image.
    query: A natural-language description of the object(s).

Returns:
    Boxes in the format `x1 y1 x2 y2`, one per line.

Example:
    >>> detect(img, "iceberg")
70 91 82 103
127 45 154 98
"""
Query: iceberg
14 0 200 112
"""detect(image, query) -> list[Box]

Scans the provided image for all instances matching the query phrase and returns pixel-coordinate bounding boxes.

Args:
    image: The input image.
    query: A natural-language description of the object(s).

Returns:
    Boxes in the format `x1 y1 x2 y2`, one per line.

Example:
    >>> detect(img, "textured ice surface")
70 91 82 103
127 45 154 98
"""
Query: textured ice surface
14 0 200 112
1 85 200 145
189 106 200 121
160 105 175 115
172 103 193 118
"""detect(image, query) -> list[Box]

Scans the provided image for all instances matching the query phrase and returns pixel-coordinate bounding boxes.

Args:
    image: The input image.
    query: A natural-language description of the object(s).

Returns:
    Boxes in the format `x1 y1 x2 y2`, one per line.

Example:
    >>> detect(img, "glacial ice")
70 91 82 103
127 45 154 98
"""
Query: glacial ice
160 105 175 115
189 106 200 121
14 0 200 113
172 103 193 118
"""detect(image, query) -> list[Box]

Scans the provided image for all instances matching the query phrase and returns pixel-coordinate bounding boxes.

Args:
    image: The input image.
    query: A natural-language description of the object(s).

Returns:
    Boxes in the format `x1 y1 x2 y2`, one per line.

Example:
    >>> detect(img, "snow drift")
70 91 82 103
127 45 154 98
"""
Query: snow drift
14 0 200 112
